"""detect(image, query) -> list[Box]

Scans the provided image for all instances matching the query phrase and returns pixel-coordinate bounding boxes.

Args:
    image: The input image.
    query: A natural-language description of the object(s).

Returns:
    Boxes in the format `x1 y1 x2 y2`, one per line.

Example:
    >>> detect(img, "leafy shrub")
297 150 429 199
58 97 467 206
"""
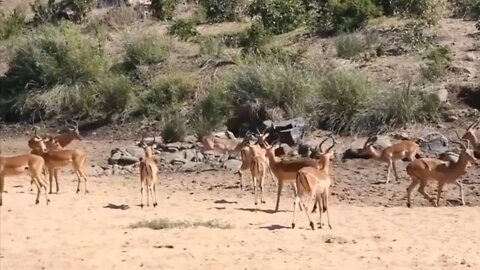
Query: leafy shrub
162 115 187 143
314 0 380 35
30 0 95 24
199 0 242 22
420 45 452 82
247 0 306 35
200 89 233 126
394 0 446 24
90 75 136 114
151 0 179 20
227 61 318 116
101 5 139 29
124 32 170 66
5 22 108 92
0 8 26 40
335 33 366 59
168 19 199 41
450 0 480 19
238 21 271 55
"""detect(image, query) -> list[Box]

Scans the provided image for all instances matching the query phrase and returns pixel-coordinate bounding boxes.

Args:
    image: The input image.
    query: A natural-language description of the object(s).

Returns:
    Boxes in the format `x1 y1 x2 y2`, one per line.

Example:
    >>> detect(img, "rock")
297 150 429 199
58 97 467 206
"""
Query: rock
124 147 145 159
116 156 140 166
445 115 458 122
464 53 476 62
180 161 198 172
416 132 449 157
436 87 448 103
297 143 311 157
261 117 308 146
438 151 459 163
448 65 474 75
84 164 105 177
222 159 242 171
163 151 187 165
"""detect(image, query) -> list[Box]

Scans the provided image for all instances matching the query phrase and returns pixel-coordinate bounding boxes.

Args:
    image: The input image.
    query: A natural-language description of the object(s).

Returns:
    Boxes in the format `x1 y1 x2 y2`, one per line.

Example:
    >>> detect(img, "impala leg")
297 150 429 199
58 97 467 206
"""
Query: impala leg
324 193 332 229
386 160 392 184
418 181 435 206
302 201 315 230
152 184 158 207
392 161 399 182
292 183 303 211
292 196 300 229
253 176 258 208
406 177 419 208
260 169 266 204
455 180 465 206
35 171 50 205
436 182 445 207
274 181 283 212
54 169 59 193
33 178 41 205
237 170 245 191
140 180 144 208
74 169 82 194
48 168 54 194
317 197 323 229
146 181 150 207
0 173 4 206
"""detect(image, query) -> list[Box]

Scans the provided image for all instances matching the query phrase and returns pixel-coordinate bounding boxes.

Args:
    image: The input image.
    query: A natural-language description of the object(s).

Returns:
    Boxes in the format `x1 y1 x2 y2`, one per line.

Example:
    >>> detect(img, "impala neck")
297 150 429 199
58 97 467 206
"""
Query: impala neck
449 151 472 177
144 147 153 158
365 145 382 160
466 132 479 148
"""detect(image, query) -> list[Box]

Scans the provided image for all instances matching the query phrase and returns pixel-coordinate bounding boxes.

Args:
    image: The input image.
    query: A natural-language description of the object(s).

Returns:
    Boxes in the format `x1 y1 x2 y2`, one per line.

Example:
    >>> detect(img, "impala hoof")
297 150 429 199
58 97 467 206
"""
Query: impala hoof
153 202 158 207
76 189 80 194
261 201 266 204
309 221 315 230
35 200 39 205
140 204 144 208
49 192 53 194
291 223 295 229
328 225 332 229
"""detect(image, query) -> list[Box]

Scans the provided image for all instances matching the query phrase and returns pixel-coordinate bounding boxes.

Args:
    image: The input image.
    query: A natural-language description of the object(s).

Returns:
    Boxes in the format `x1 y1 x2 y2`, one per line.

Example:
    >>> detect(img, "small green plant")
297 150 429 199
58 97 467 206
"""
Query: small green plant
124 32 170 66
151 0 179 20
335 33 366 59
0 8 26 40
130 218 233 230
420 45 452 82
168 19 199 41
239 21 271 55
199 0 242 22
314 0 381 35
162 115 187 143
247 0 306 35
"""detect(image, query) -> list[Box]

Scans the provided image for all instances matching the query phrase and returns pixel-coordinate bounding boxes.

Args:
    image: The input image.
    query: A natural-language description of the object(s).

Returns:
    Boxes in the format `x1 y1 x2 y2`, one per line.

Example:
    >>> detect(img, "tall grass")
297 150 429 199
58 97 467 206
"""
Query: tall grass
124 32 171 66
335 33 366 59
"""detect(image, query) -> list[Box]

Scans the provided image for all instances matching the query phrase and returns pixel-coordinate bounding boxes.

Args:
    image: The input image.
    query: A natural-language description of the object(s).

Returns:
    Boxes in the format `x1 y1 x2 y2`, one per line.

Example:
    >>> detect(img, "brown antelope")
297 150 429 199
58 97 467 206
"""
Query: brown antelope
138 137 159 208
361 136 420 184
195 130 251 166
236 130 276 191
265 136 336 212
0 138 50 206
406 132 477 208
248 144 269 208
292 145 335 230
28 120 82 150
30 137 89 194
461 122 480 152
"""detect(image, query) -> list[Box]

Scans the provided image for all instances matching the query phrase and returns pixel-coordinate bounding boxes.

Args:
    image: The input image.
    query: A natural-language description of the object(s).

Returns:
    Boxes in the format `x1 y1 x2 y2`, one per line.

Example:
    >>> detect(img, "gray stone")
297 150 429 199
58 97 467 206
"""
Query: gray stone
436 87 448 103
222 159 242 171
464 53 476 62
417 132 449 156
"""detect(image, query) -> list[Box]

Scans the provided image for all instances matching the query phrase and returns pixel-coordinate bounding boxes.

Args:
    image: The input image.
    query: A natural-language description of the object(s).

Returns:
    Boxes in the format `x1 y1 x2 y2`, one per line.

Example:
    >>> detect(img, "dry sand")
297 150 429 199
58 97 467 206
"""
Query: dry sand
1 138 480 270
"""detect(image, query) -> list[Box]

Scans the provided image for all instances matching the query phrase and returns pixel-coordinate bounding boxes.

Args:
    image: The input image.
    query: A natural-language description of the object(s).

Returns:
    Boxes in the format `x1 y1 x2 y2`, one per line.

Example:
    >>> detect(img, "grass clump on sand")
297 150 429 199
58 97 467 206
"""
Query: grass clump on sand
130 218 233 230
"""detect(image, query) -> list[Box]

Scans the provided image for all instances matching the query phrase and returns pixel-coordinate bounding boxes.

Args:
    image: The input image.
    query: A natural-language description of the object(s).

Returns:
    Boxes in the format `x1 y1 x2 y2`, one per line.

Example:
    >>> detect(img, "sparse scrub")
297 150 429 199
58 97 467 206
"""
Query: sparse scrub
101 5 140 29
394 0 447 24
130 218 233 230
335 33 366 59
162 115 187 143
247 0 306 35
168 19 199 41
89 74 136 114
198 36 225 56
451 0 480 19
200 0 243 22
420 45 452 82
151 0 179 20
124 32 170 66
314 0 380 35
200 88 233 126
30 0 95 24
0 8 26 40
5 22 108 93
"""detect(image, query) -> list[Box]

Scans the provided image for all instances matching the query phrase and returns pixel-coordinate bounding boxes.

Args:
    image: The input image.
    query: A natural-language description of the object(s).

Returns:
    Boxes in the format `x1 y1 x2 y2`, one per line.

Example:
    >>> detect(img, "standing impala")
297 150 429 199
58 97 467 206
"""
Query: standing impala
138 137 159 208
28 120 82 150
1 138 50 206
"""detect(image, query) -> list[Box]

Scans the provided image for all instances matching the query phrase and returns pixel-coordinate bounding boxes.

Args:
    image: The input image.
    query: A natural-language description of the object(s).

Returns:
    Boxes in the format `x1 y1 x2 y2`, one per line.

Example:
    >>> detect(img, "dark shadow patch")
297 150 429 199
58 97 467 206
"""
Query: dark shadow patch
12 185 23 188
214 207 226 210
235 207 287 214
259 224 291 231
103 203 130 210
214 199 238 204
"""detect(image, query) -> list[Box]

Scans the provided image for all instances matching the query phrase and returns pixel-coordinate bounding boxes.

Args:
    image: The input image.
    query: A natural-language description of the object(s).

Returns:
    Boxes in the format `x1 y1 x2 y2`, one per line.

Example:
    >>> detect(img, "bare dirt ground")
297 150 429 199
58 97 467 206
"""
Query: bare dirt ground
1 137 480 270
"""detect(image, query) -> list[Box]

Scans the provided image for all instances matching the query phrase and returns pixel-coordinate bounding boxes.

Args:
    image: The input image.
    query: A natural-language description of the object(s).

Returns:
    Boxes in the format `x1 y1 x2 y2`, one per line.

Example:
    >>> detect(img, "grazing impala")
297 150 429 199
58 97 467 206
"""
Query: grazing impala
406 132 477 208
1 138 50 206
195 130 251 166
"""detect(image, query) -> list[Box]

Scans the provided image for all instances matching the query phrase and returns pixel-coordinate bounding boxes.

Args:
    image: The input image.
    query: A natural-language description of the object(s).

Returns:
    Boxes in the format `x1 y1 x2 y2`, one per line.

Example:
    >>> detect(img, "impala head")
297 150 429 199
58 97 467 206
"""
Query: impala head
138 136 157 156
30 135 48 153
44 136 62 150
252 128 270 149
65 119 82 141
461 122 479 145
310 134 336 160
453 131 478 165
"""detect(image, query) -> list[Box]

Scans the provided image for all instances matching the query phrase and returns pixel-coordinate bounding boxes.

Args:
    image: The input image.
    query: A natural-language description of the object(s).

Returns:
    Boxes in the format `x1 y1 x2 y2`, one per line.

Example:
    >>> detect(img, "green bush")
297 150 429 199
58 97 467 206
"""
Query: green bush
168 19 199 41
314 0 380 35
247 0 306 35
420 45 452 82
5 22 108 92
30 0 95 24
90 75 136 114
394 0 446 24
198 36 225 56
335 33 366 59
199 0 242 22
0 8 26 40
101 5 139 29
124 32 170 66
227 61 318 116
151 0 179 20
162 115 187 143
238 21 271 55
200 89 233 126
451 0 480 19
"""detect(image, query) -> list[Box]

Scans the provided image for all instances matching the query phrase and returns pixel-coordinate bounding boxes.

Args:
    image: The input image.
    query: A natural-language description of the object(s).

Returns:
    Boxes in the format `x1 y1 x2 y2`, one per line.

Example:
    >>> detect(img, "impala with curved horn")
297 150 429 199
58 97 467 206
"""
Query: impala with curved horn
138 136 159 208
